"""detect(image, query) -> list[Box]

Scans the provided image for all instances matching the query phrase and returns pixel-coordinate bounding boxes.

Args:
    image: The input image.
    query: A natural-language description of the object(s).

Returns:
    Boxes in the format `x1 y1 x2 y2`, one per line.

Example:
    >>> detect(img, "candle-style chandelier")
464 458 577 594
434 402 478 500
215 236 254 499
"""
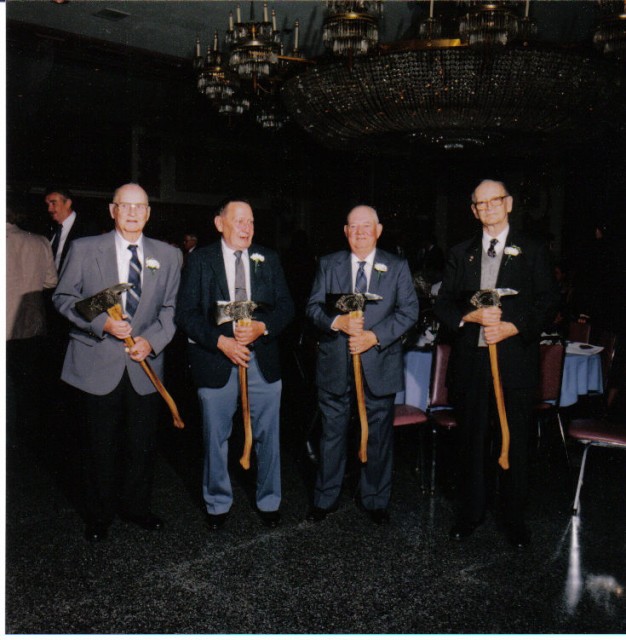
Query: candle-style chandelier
322 0 383 57
459 2 520 47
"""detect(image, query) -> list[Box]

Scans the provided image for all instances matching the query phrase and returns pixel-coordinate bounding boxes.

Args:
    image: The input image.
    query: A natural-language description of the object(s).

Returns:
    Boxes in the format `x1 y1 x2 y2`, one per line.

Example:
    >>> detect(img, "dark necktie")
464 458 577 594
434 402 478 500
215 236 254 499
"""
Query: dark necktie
488 238 498 258
355 261 367 293
234 250 247 301
50 223 62 258
126 244 142 317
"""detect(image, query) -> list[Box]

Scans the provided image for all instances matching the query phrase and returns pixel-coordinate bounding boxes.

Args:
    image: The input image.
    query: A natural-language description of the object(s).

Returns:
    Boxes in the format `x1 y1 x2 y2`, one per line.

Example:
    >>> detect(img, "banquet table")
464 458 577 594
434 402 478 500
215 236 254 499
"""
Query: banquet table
394 350 433 411
559 351 603 407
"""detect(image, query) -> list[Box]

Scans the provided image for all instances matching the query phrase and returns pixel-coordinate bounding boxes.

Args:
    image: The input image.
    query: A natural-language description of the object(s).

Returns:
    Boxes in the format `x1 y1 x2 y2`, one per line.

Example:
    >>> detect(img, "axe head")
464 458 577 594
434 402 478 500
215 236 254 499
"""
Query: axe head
326 292 383 314
215 300 258 325
75 283 134 321
470 287 518 309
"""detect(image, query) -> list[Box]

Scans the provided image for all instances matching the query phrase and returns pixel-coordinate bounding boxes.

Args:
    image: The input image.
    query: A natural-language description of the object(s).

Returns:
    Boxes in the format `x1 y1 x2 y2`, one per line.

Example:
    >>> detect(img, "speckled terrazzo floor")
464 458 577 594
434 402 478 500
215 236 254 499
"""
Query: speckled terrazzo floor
5 385 626 635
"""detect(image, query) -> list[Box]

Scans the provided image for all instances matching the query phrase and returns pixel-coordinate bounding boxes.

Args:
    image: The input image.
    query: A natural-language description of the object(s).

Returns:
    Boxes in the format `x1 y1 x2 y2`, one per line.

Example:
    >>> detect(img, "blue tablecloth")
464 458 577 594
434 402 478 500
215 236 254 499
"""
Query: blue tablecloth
559 352 603 408
394 350 433 410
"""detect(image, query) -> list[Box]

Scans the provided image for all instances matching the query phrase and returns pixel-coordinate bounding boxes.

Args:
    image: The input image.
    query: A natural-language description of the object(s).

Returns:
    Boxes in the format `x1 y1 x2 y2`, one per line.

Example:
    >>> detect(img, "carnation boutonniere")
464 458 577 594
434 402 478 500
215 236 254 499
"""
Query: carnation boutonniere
145 258 160 272
250 253 265 272
374 262 388 282
504 245 522 264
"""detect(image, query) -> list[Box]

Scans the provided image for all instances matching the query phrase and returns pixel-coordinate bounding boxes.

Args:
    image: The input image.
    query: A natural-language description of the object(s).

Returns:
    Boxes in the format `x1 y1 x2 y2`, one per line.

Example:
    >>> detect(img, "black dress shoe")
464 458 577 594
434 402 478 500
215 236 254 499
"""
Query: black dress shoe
506 522 531 549
85 522 109 542
207 511 229 531
449 519 483 541
368 508 390 525
258 510 281 528
305 506 335 522
120 512 164 531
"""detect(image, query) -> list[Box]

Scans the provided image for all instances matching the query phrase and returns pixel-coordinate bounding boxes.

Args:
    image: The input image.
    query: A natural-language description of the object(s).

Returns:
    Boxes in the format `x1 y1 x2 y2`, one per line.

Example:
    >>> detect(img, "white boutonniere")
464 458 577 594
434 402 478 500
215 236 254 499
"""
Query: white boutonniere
374 262 388 282
145 258 160 272
504 245 522 264
250 253 265 272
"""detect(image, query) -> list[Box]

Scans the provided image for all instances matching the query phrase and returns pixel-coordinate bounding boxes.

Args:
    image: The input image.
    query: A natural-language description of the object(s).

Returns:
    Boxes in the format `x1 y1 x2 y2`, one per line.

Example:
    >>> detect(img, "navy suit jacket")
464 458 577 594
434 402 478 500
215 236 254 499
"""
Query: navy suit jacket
306 248 419 397
53 230 182 395
434 230 560 391
175 242 294 388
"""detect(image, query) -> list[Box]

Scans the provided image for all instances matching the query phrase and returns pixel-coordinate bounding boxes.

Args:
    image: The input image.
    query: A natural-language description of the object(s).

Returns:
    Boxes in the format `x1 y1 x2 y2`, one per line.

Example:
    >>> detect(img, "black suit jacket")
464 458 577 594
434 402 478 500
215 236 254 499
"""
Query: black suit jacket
434 230 560 391
175 242 294 388
52 213 100 273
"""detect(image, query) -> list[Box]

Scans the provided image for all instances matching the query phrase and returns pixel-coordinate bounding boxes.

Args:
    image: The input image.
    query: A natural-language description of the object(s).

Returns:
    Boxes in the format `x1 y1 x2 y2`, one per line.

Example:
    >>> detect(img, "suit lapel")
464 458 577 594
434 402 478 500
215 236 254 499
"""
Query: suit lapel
464 234 483 290
95 231 119 287
209 243 230 300
496 231 519 287
333 251 353 293
139 237 158 311
369 250 387 296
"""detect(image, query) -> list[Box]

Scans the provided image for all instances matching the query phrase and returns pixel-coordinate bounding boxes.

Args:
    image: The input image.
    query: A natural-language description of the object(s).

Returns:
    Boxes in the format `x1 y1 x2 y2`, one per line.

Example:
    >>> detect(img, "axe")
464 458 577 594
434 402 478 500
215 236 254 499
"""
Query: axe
470 287 518 470
75 283 184 429
332 292 383 464
215 299 258 470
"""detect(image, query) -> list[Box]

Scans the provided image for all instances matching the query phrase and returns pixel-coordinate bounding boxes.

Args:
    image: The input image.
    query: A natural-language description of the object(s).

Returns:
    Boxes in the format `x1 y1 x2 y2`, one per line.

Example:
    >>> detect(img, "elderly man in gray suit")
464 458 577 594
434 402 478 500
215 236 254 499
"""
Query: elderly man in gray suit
306 205 419 525
53 183 182 542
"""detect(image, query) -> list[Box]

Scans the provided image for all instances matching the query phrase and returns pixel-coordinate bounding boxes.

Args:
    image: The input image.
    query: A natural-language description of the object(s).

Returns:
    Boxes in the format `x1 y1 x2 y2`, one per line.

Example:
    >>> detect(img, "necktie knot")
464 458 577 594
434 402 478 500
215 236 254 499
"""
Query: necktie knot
488 238 498 258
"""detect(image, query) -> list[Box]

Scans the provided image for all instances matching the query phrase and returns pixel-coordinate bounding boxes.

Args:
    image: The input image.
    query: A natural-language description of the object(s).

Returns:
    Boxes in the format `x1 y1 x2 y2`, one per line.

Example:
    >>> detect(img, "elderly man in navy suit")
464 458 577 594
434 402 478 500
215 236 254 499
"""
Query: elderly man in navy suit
306 205 419 525
53 183 182 542
175 198 294 530
435 179 559 548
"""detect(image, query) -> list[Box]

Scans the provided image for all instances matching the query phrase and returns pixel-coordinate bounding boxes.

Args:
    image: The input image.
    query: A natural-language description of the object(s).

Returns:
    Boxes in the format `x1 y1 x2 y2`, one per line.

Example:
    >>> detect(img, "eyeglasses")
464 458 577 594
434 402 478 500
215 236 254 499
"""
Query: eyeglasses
472 195 509 211
113 202 149 214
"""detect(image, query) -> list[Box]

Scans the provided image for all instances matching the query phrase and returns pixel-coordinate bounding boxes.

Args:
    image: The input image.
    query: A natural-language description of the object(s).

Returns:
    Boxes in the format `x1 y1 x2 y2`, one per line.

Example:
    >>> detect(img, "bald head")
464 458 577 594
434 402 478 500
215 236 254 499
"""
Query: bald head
344 205 383 259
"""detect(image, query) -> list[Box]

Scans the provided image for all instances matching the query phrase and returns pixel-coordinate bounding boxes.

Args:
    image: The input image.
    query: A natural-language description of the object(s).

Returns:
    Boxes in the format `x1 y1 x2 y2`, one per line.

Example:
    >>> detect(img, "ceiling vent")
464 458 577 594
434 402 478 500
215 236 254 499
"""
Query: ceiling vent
93 8 130 22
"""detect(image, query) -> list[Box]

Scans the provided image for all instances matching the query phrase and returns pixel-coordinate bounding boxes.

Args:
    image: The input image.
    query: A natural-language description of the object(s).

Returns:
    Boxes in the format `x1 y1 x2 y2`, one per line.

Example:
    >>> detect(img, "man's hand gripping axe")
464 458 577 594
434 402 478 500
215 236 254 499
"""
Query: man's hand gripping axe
75 283 184 429
215 300 258 470
470 287 518 470
334 292 382 464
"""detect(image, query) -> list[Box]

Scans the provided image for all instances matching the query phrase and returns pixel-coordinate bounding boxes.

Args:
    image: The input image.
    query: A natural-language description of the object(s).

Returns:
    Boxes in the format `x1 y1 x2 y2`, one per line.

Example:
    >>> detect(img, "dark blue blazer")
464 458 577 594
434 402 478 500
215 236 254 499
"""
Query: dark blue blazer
175 242 294 388
434 230 560 391
306 248 419 397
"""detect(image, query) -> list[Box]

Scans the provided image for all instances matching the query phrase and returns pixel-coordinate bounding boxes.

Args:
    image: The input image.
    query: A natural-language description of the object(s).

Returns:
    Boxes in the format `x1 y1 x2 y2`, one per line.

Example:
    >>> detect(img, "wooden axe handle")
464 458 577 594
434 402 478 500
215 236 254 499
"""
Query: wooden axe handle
350 310 369 463
108 304 184 429
237 318 253 470
488 343 510 470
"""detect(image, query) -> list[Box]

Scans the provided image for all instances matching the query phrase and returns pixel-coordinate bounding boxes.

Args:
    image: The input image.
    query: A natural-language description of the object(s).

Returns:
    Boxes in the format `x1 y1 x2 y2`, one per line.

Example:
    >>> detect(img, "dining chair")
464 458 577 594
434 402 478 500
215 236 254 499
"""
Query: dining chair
425 342 458 494
393 401 429 490
567 321 591 344
568 417 626 514
535 343 570 468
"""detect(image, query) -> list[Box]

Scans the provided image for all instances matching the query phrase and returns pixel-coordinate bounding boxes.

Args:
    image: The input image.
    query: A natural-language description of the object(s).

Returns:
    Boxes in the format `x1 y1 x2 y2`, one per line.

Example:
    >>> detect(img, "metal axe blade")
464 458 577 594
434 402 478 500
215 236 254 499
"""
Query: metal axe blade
74 283 134 321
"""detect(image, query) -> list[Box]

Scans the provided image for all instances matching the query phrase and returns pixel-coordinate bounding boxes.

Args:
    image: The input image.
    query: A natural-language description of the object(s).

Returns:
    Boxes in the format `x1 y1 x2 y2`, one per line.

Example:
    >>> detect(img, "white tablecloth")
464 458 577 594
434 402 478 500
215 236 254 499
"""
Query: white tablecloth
560 352 603 407
394 350 433 411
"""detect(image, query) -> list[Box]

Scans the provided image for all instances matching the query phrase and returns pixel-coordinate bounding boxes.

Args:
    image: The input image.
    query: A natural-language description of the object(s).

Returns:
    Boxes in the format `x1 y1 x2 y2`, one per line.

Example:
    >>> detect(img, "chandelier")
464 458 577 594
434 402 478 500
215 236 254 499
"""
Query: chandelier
594 2 626 60
322 1 383 57
459 2 519 46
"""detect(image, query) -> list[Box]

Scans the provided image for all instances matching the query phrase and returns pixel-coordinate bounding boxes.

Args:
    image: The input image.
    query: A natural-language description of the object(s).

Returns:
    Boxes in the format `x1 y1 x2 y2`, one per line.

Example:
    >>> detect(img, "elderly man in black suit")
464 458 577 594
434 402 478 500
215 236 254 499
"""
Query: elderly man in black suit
434 179 559 548
175 198 294 531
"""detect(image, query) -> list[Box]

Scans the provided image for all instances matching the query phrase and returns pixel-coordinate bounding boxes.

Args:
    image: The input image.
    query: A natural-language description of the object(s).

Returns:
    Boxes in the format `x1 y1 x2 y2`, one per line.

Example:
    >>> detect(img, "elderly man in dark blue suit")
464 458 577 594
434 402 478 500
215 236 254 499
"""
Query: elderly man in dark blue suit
435 179 559 548
306 205 419 525
175 199 294 530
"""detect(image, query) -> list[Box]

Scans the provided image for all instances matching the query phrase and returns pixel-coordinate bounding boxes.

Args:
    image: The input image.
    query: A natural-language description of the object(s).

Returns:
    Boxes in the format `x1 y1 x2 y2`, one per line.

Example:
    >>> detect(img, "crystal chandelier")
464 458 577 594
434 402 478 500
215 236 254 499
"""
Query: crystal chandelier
322 1 383 56
594 2 626 60
226 2 281 80
194 32 237 103
459 2 520 47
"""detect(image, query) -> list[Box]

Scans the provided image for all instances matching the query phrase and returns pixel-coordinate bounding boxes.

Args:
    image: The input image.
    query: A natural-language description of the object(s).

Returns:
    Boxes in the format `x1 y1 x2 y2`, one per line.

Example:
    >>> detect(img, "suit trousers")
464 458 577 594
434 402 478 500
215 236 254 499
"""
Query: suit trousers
197 353 282 515
454 347 533 526
315 380 395 511
80 370 160 525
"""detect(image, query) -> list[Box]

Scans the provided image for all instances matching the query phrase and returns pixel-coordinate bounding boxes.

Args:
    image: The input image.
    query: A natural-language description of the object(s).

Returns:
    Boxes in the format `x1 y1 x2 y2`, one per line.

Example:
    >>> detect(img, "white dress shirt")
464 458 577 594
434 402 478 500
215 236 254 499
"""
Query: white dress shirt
115 231 144 312
351 249 376 292
221 240 251 301
482 225 510 256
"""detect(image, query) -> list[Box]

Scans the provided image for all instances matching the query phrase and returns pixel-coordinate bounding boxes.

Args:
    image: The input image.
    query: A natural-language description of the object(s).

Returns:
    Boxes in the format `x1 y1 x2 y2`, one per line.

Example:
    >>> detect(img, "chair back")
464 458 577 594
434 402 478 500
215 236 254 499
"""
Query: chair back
538 343 566 405
430 343 451 409
567 321 591 343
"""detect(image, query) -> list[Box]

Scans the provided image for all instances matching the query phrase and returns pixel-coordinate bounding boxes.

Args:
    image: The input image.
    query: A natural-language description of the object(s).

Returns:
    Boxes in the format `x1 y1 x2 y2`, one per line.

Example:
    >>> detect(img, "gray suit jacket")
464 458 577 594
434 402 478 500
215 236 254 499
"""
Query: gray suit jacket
53 230 182 395
306 248 419 397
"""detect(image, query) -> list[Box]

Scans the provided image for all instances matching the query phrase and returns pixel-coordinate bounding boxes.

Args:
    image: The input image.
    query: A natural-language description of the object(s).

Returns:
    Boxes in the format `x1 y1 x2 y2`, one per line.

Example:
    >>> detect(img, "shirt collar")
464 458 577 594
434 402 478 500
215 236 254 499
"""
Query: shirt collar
221 239 249 259
351 249 376 266
115 231 144 252
61 211 77 229
482 225 509 254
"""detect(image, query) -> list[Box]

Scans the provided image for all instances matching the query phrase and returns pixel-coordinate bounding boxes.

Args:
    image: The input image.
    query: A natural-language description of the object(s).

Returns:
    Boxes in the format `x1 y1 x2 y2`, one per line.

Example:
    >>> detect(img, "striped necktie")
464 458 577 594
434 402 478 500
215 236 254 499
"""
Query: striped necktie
126 244 142 317
488 238 498 258
234 250 247 301
355 261 367 293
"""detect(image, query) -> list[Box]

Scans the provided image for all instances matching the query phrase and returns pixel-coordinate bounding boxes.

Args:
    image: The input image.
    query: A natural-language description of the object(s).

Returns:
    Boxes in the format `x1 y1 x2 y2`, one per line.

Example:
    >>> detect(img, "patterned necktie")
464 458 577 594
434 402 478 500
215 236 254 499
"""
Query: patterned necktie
355 261 367 293
50 223 62 258
234 250 247 301
126 244 142 317
488 238 498 258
